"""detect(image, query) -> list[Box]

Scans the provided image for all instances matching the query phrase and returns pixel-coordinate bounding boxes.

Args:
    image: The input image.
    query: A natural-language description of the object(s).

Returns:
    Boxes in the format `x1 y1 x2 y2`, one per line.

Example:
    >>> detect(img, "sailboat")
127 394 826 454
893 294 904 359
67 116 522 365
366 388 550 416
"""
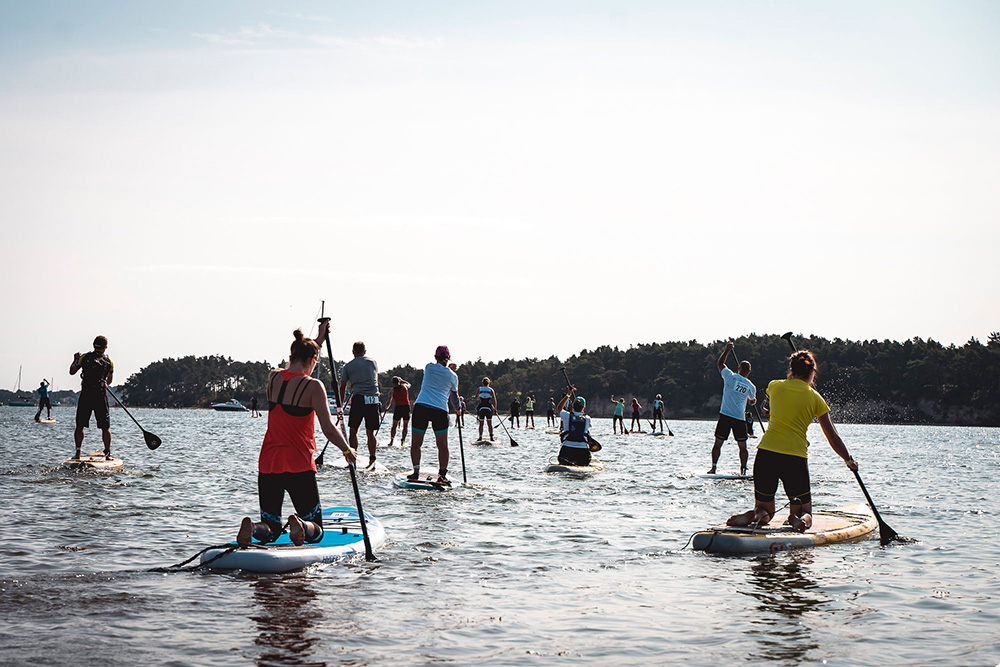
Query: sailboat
9 366 36 406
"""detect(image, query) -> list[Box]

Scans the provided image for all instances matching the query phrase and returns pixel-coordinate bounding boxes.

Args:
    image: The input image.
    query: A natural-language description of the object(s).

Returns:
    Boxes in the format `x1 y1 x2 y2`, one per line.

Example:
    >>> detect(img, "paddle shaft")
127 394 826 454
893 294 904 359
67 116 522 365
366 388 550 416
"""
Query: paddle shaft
780 332 902 545
319 308 377 562
104 387 161 450
457 407 468 484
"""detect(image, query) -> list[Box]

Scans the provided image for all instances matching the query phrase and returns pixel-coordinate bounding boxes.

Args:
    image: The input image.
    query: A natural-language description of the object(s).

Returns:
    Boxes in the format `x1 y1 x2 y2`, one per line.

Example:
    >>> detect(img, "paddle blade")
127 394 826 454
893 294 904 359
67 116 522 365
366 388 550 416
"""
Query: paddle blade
143 430 162 450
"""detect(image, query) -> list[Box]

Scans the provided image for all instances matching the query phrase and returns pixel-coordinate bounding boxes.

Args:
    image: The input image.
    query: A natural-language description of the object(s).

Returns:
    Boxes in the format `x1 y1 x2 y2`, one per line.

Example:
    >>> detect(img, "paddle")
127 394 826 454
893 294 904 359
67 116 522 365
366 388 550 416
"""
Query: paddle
559 368 601 453
493 412 520 447
729 346 767 435
456 402 468 484
318 307 377 562
647 410 675 437
780 332 908 546
105 387 161 450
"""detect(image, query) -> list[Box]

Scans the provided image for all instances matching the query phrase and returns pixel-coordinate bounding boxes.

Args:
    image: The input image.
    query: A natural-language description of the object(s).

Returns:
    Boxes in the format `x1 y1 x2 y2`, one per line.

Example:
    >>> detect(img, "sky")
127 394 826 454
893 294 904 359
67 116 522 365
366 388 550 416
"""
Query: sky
1 0 997 392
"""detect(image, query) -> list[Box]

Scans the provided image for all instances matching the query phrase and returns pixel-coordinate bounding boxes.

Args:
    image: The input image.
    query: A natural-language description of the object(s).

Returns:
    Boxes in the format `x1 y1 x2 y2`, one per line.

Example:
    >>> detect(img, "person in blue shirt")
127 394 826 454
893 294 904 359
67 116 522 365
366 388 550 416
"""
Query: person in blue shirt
708 342 757 476
34 379 52 422
407 346 461 484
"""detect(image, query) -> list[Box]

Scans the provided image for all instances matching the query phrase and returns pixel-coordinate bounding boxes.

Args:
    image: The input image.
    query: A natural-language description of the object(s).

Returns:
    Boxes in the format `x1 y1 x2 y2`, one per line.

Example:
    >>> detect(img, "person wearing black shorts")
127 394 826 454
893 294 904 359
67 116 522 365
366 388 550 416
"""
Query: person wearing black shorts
407 346 461 483
546 397 556 427
476 377 497 441
340 341 381 467
709 342 757 476
69 336 114 460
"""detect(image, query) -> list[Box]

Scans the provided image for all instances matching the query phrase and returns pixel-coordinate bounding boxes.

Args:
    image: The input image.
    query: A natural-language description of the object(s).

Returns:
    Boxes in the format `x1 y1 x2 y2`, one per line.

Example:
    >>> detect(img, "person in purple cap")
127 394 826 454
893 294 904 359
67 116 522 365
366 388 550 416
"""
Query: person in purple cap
407 345 461 484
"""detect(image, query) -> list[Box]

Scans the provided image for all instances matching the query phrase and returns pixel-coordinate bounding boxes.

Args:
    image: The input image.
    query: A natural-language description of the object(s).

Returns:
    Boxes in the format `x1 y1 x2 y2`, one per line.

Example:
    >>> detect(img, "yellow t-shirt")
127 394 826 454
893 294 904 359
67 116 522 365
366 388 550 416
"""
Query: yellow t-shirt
757 378 830 459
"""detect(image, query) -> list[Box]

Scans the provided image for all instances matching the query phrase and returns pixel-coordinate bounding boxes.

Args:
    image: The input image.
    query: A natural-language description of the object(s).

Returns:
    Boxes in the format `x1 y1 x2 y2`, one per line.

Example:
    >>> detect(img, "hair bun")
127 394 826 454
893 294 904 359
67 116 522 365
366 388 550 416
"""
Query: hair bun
293 329 304 341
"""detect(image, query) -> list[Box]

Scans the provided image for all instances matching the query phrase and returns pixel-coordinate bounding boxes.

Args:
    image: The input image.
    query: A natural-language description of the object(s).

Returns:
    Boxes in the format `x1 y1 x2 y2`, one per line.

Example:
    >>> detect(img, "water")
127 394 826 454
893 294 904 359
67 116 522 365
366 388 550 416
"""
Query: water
1 406 998 666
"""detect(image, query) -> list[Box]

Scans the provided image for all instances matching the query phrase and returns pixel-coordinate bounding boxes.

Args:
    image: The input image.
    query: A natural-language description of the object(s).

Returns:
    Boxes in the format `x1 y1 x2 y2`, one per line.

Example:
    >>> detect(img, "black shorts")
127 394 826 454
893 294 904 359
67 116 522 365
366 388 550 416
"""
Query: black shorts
753 448 811 505
558 445 591 466
478 407 493 420
525 410 534 416
38 396 52 409
257 470 324 544
631 410 640 419
546 409 555 417
76 390 110 430
412 403 449 434
714 414 749 441
653 407 663 419
393 404 411 420
348 394 381 431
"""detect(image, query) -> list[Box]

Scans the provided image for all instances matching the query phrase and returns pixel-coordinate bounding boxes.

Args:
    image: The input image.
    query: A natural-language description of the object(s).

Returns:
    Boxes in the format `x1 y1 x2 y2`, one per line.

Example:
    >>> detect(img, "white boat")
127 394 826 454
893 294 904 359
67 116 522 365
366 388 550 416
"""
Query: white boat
9 366 35 406
211 399 248 412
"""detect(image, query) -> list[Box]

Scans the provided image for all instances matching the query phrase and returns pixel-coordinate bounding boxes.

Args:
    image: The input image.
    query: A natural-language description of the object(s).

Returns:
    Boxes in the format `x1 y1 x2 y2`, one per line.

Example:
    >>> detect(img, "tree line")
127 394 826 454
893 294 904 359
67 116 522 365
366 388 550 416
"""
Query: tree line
114 333 1000 425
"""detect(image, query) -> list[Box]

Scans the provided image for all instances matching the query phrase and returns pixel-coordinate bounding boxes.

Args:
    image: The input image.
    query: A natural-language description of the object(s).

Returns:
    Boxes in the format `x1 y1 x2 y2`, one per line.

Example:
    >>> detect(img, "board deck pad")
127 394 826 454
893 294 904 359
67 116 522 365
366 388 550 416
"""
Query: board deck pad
392 472 463 490
692 502 876 554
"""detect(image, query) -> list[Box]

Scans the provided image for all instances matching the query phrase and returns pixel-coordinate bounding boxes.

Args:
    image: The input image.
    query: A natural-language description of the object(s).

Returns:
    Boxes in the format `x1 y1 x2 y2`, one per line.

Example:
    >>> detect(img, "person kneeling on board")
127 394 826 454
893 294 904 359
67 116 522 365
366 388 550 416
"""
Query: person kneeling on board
727 350 858 533
238 323 355 547
407 345 461 484
557 389 593 467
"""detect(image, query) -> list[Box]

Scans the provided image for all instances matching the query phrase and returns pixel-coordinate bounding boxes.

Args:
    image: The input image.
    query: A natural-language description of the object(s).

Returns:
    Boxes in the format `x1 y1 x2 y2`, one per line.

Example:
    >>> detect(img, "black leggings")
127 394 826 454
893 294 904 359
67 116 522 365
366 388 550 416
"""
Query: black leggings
558 445 591 466
257 471 324 543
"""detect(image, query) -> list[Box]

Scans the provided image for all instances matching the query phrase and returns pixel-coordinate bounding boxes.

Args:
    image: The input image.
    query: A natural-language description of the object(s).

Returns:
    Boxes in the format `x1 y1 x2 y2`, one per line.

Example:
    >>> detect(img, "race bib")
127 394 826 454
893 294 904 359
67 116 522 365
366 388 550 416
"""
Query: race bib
364 395 380 405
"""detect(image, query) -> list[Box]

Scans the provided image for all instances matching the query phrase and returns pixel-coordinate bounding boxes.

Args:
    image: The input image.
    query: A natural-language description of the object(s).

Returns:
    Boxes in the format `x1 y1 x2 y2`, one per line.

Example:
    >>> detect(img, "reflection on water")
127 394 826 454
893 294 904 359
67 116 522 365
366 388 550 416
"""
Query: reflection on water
742 552 827 663
250 576 327 667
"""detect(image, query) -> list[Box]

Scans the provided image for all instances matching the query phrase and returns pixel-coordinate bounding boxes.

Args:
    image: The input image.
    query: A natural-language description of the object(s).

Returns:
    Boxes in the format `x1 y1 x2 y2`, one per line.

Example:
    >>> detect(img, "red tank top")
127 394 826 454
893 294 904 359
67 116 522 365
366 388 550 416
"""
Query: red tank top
393 385 410 406
258 370 317 474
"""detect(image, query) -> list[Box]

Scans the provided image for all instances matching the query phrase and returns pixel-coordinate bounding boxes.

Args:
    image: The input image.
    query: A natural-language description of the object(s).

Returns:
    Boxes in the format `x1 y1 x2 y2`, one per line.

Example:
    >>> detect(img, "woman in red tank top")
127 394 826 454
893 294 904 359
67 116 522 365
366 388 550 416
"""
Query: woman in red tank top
237 322 355 547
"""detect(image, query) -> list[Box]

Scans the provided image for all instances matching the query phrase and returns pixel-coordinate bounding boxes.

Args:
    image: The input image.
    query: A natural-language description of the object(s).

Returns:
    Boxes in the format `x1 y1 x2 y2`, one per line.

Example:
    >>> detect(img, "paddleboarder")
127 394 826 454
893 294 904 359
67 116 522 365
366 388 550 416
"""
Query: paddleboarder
524 395 535 428
727 349 858 532
708 342 757 476
630 398 643 432
610 396 627 434
238 324 355 547
386 376 412 448
34 379 52 422
340 341 381 469
406 345 461 484
477 377 498 441
69 336 114 460
250 396 261 417
546 396 557 427
652 394 666 433
509 396 521 428
557 388 593 466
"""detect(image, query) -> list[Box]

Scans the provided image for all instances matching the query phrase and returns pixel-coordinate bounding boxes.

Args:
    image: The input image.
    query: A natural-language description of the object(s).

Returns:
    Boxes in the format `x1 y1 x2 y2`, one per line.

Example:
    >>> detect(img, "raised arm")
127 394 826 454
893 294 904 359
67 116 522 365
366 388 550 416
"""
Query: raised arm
717 341 733 373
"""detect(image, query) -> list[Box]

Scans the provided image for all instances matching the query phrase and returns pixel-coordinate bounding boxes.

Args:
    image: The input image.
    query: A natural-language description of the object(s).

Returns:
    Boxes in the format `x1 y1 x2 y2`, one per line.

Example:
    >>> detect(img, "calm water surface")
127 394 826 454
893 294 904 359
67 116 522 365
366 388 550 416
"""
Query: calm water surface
1 406 998 666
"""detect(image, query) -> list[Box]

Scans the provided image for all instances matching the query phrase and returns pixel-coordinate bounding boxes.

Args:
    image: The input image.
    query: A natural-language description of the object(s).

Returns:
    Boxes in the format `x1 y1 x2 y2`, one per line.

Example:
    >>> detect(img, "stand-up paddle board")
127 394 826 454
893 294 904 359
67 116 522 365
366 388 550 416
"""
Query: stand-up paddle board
392 473 463 490
544 457 604 475
700 473 752 480
37 418 59 424
692 502 876 555
651 431 666 436
472 438 501 446
63 451 124 471
199 506 384 573
544 428 561 435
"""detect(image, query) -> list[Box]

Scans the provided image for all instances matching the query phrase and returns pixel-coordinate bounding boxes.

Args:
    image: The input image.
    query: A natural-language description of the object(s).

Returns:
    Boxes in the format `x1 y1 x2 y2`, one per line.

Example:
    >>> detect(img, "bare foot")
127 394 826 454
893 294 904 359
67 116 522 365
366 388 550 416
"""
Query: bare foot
727 510 758 526
237 517 254 547
788 514 812 533
289 515 305 546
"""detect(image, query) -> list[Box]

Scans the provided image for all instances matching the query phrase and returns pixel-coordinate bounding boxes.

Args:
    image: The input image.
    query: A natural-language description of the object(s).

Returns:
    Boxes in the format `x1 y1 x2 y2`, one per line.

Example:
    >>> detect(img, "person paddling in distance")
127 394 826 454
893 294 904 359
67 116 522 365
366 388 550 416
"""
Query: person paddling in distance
477 377 498 441
407 346 461 484
34 379 52 422
238 324 355 547
386 376 412 448
546 396 557 427
339 341 381 469
652 394 666 433
709 342 757 476
69 336 114 460
629 397 643 433
610 396 627 434
727 350 858 532
509 396 521 428
524 395 535 428
557 388 593 466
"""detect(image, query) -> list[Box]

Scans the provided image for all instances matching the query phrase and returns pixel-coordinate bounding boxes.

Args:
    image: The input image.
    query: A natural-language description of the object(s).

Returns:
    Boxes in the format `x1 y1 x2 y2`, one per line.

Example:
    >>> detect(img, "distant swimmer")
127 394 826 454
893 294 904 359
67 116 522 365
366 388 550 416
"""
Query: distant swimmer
524 395 535 428
546 396 557 427
340 341 381 470
386 376 412 447
509 396 521 428
69 336 114 460
610 396 627 434
630 398 643 433
708 342 756 476
727 350 857 532
557 388 593 467
652 394 666 433
237 324 355 547
34 379 52 422
477 378 498 441
407 346 461 484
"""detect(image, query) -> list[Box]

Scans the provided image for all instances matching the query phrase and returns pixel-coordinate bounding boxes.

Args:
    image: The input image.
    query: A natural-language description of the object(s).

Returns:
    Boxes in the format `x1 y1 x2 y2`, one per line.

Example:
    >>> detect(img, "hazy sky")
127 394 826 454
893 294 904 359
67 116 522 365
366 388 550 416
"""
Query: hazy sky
2 1 997 392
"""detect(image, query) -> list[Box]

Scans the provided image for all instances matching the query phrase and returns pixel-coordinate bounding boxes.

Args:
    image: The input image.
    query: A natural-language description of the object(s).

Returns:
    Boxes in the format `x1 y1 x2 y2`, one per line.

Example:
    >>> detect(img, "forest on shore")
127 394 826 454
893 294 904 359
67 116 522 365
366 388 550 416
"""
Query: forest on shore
106 332 1000 426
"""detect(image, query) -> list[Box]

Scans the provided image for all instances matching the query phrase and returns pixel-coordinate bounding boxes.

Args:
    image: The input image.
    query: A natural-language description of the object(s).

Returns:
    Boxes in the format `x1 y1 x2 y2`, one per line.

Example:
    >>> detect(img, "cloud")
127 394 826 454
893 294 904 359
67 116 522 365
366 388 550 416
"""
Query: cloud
192 22 441 50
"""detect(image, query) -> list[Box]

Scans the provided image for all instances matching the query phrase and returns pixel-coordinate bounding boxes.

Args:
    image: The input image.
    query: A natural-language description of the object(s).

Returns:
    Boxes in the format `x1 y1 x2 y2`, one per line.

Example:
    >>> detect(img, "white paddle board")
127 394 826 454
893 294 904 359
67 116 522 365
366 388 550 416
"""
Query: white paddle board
63 451 124 471
392 472 463 490
544 457 605 475
700 473 752 480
